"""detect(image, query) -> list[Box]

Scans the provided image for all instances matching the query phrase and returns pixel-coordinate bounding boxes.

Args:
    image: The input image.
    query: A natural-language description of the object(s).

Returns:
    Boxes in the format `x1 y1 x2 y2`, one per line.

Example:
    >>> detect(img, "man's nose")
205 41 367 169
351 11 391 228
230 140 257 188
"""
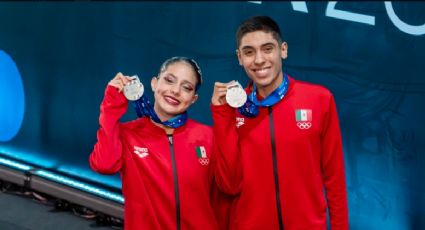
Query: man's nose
254 52 265 64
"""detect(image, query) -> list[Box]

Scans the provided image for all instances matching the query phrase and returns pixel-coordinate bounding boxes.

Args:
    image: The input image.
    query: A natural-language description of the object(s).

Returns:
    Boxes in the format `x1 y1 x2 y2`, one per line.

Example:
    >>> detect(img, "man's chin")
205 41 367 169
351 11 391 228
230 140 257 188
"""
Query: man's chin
253 77 271 87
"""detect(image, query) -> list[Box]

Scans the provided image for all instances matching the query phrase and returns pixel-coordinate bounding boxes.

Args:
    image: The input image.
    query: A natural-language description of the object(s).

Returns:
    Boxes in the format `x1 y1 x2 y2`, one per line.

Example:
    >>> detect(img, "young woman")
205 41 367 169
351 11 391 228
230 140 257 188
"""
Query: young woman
90 57 239 230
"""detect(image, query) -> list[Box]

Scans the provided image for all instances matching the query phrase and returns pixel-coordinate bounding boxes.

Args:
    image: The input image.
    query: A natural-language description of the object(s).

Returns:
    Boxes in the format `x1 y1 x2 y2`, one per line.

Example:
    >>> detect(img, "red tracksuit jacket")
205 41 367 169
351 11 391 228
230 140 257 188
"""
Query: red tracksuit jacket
90 86 241 230
211 76 348 230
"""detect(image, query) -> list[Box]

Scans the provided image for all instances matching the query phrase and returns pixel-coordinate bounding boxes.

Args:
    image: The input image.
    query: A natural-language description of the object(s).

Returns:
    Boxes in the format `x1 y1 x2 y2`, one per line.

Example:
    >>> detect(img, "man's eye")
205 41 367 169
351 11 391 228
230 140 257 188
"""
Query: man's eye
244 51 253 56
264 47 273 53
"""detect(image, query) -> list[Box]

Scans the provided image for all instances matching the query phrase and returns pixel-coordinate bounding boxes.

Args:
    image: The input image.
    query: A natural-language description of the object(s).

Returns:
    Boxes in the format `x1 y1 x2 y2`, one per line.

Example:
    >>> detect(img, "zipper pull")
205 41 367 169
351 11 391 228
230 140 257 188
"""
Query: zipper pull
167 135 173 145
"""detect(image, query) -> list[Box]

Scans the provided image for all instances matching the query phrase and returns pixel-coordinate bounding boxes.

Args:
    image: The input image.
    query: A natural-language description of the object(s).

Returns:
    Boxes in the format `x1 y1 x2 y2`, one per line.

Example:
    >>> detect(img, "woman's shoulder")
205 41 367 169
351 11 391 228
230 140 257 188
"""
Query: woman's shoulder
121 117 149 130
186 119 213 133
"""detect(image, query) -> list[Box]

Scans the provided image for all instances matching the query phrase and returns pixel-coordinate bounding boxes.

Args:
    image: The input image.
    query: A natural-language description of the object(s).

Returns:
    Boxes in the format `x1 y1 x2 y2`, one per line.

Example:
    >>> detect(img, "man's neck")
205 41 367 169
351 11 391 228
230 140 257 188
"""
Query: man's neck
256 72 283 98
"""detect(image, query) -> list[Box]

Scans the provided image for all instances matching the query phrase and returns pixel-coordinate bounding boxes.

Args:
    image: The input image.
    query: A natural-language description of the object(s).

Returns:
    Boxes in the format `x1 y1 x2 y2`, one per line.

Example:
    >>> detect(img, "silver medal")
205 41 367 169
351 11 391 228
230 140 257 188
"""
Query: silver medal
124 75 144 101
226 81 247 108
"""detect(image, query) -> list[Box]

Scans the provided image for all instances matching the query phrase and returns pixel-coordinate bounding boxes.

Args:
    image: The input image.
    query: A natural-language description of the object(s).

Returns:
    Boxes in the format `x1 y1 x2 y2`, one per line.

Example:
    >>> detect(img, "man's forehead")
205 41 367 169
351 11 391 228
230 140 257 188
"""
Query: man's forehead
239 31 278 48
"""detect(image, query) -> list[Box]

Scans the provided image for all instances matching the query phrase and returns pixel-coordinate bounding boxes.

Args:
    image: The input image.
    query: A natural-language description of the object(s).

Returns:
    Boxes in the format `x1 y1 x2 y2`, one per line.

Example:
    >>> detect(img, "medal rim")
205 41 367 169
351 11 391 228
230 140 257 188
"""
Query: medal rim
124 81 144 101
226 86 247 108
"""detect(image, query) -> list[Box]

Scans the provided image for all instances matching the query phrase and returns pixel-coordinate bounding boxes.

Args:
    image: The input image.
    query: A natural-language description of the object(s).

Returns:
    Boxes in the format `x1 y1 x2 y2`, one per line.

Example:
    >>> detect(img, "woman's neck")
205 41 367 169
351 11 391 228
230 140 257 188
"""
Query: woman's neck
154 106 173 122
152 120 174 135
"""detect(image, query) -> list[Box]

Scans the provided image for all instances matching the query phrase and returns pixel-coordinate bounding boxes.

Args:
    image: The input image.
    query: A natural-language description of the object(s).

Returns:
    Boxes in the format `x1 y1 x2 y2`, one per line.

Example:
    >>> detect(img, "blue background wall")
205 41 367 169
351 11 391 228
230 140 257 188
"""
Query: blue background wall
0 2 424 229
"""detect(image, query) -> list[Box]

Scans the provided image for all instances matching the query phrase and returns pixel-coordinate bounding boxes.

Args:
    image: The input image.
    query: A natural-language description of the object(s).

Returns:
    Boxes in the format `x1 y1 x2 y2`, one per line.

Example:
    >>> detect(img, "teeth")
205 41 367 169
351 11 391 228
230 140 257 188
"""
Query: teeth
254 68 268 76
255 67 268 71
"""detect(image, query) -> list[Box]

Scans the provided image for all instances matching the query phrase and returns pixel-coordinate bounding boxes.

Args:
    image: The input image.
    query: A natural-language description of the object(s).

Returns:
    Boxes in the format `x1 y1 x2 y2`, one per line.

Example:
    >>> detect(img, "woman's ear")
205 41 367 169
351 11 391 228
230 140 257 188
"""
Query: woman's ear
191 94 199 104
151 76 158 92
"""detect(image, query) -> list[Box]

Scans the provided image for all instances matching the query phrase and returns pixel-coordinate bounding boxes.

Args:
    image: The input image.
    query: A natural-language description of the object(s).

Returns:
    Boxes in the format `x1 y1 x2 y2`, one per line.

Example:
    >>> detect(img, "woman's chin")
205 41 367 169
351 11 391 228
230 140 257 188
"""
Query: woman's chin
158 109 183 119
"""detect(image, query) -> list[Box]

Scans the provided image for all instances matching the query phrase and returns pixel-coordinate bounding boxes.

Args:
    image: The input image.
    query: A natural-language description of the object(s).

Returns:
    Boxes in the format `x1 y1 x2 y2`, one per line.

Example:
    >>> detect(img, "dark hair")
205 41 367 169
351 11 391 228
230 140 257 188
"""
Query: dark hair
236 15 283 48
158 56 203 92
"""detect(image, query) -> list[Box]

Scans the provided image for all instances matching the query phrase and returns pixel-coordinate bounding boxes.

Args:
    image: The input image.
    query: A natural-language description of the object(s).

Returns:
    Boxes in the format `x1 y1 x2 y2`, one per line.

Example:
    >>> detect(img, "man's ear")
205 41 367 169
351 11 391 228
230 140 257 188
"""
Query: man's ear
281 42 288 60
236 49 243 66
151 76 158 92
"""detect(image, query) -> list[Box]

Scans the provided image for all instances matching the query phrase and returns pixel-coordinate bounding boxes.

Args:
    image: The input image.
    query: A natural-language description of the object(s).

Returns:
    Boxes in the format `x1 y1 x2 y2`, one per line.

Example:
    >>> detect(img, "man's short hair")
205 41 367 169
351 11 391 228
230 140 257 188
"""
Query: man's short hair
236 15 283 48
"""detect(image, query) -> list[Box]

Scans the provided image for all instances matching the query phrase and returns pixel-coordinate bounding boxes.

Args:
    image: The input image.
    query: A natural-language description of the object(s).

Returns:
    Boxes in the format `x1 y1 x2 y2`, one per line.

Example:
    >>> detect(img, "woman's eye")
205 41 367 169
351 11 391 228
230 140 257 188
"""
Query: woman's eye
182 85 194 92
164 76 174 83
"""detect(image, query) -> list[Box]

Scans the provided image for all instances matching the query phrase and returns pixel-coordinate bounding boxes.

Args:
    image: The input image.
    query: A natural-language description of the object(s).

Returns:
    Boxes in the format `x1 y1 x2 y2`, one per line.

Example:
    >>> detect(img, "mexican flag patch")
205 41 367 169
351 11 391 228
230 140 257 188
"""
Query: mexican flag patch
196 146 209 166
295 109 312 122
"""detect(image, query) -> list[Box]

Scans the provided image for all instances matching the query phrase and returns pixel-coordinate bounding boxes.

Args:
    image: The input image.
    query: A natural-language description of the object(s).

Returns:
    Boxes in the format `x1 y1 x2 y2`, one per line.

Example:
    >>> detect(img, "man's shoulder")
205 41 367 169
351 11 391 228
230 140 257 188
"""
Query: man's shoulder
291 77 333 98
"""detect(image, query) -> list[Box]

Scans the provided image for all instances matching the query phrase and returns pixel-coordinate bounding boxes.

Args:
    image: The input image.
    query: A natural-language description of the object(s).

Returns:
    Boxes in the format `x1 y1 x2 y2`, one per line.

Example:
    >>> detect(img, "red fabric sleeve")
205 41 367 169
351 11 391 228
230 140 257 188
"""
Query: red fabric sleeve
320 94 349 229
210 104 243 195
89 85 128 174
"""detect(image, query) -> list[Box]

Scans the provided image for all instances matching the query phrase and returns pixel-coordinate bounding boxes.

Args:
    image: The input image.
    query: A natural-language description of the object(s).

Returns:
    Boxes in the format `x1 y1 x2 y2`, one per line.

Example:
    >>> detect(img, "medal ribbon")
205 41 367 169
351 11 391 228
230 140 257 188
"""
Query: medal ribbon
238 73 289 118
133 94 187 128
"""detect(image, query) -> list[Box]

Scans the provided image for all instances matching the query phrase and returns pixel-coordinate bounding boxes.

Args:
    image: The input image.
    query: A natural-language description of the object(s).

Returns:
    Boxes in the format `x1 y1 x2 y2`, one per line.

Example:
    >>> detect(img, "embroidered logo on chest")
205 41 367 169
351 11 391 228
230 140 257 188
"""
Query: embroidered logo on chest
133 146 149 158
196 146 209 166
295 109 312 130
236 117 245 128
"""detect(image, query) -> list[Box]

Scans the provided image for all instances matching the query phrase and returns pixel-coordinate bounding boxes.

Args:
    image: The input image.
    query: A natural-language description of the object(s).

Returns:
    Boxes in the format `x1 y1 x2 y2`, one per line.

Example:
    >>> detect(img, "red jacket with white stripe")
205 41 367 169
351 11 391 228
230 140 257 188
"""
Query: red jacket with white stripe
211 76 348 230
90 86 240 230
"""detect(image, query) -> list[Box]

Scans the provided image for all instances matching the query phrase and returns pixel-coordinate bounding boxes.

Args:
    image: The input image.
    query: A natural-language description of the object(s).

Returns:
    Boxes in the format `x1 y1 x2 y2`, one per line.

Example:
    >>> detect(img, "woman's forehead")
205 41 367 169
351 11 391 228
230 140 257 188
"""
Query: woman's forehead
162 62 197 83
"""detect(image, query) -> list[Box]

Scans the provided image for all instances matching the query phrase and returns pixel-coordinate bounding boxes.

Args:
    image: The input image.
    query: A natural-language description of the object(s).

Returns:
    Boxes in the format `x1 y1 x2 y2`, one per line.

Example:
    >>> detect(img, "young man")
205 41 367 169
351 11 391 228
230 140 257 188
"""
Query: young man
211 16 349 229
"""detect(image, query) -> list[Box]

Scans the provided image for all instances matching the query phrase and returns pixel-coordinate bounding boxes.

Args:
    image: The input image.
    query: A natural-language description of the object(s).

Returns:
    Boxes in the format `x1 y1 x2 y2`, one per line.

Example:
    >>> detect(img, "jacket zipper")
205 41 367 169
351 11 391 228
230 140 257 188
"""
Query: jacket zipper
268 107 284 230
168 135 181 230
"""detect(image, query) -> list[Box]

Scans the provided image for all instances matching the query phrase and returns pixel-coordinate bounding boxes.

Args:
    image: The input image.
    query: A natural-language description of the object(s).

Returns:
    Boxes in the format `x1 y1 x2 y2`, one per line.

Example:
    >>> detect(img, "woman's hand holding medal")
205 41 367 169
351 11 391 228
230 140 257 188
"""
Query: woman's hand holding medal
109 72 144 101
